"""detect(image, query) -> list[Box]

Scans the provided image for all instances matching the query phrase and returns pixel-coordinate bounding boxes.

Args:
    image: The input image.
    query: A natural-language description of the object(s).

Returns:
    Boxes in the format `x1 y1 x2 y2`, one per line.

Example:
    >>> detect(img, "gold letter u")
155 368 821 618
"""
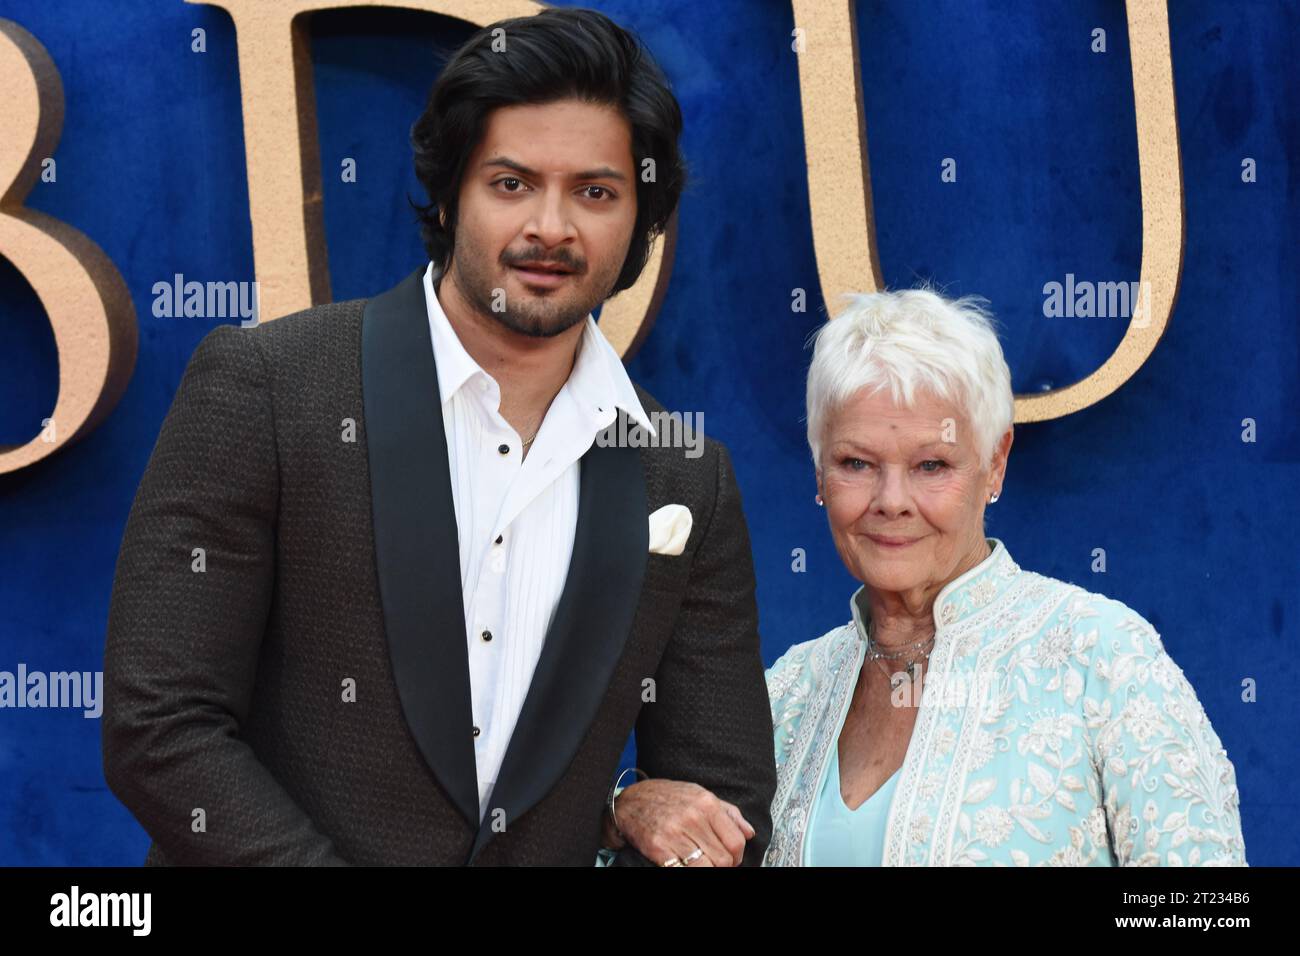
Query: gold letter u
791 0 1184 422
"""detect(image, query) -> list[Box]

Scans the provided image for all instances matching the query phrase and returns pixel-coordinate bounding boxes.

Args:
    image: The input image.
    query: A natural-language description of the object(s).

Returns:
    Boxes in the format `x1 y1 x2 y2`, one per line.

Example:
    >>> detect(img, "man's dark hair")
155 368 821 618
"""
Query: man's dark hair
409 7 686 296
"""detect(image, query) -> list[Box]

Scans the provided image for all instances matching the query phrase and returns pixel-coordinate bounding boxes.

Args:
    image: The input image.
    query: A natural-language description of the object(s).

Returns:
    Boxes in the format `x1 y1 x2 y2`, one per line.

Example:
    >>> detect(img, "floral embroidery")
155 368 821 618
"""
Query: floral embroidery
954 629 983 658
918 771 945 801
1122 693 1167 743
968 578 999 609
974 805 1013 846
968 730 996 770
932 726 957 757
1036 625 1073 669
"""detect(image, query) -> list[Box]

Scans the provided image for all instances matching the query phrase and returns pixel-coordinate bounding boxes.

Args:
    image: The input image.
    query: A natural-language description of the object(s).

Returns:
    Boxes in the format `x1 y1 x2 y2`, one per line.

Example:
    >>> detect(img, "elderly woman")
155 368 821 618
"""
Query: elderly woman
601 288 1247 867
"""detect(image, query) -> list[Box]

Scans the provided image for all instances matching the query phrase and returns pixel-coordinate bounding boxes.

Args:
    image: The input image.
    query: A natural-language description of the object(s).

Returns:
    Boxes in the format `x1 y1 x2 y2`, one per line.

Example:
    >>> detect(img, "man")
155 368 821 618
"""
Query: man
103 6 775 866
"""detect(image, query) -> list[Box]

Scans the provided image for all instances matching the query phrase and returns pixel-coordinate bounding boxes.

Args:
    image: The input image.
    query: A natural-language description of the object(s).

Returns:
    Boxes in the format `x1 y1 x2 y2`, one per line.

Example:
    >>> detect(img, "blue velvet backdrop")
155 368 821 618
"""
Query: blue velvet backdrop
0 0 1295 865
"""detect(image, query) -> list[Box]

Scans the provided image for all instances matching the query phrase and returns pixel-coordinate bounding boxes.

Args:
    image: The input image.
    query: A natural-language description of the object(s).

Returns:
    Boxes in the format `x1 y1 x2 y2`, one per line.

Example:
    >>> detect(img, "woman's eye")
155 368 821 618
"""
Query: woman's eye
843 457 868 471
919 459 947 473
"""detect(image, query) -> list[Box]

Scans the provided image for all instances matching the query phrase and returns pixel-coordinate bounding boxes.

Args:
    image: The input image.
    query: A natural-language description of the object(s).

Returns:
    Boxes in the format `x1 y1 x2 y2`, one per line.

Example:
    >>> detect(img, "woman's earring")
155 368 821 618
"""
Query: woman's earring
815 494 825 507
989 491 1000 504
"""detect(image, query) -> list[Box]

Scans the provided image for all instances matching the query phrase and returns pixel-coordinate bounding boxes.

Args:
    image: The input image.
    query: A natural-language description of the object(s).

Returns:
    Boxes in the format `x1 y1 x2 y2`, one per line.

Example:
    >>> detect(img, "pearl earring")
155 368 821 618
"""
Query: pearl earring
815 494 824 507
989 491 1000 504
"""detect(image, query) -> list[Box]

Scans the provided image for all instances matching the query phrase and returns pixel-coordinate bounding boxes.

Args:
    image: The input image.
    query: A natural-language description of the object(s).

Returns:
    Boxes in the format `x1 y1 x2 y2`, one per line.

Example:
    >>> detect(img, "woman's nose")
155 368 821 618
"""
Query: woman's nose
872 467 911 516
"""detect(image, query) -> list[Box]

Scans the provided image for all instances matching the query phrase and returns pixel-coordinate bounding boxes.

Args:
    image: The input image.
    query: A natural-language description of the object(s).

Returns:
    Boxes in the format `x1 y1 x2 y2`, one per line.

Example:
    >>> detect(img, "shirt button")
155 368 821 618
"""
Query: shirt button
479 380 488 392
472 726 481 738
491 555 505 574
498 443 510 455
481 629 493 642
494 534 503 545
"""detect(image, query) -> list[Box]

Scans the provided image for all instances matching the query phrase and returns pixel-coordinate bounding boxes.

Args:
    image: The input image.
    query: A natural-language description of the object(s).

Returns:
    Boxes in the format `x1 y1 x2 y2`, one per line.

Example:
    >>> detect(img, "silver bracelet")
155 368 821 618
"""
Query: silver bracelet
607 767 649 845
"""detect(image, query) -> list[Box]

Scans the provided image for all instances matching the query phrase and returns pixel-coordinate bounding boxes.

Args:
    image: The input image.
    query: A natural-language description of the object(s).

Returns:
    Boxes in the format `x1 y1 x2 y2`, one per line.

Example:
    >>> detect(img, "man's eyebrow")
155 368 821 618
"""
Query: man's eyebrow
481 155 627 183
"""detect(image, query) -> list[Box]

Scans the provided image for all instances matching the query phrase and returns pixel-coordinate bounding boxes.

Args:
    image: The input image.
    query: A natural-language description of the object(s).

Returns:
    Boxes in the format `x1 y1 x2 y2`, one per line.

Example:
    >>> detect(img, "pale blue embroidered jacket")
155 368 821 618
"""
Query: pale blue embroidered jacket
763 538 1247 866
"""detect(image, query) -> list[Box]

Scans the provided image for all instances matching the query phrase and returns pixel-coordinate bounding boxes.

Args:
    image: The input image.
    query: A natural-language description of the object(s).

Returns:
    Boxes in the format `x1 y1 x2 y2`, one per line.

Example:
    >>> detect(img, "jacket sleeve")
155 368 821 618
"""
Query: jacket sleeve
102 324 349 865
1084 603 1247 866
615 442 777 866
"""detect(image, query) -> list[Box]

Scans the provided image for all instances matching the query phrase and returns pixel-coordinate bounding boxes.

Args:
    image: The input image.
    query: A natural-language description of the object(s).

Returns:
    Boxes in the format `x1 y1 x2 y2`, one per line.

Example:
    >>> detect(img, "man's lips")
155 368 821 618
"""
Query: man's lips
511 263 575 288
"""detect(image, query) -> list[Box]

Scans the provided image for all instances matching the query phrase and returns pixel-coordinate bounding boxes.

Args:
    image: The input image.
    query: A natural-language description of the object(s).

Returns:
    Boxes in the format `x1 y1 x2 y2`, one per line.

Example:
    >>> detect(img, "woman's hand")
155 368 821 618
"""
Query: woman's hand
606 779 756 867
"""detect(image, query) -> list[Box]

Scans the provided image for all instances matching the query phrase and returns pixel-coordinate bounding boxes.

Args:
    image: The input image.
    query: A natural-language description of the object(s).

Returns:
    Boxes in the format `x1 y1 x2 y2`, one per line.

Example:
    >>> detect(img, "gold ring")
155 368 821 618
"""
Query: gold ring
660 856 683 867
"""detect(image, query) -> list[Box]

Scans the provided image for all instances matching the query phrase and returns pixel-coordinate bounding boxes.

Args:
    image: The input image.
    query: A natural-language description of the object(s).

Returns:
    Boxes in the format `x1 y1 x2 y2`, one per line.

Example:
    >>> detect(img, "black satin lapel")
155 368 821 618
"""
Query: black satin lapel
362 266 479 829
469 422 648 861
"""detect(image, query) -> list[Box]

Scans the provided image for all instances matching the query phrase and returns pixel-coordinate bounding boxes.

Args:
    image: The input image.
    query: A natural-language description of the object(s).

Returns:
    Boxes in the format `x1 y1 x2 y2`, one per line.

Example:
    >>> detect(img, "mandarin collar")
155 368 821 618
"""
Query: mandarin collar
849 537 1020 642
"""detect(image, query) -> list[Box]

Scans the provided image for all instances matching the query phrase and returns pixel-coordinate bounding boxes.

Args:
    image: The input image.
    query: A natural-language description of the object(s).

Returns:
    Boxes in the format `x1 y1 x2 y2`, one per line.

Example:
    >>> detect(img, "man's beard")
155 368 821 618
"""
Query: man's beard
448 251 613 339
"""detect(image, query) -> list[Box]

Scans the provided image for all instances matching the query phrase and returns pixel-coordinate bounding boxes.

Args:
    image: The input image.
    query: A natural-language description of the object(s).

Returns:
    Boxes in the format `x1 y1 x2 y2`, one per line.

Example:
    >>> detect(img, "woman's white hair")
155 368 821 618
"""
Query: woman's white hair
804 286 1014 470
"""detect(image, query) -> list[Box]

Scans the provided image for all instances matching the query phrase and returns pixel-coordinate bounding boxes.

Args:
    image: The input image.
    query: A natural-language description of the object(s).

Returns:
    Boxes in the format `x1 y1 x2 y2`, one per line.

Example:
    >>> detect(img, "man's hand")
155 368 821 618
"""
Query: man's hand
605 779 756 867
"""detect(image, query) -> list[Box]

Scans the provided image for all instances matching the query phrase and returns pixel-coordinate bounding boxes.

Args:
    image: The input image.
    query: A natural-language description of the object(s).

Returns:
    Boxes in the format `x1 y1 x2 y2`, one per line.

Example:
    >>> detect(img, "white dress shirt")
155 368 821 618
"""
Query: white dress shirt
421 262 657 820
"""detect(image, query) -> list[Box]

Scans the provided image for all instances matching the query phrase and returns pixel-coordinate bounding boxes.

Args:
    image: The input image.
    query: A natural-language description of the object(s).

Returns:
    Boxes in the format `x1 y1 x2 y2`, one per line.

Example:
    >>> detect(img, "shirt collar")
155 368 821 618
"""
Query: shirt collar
849 537 1021 641
422 261 656 438
423 262 481 406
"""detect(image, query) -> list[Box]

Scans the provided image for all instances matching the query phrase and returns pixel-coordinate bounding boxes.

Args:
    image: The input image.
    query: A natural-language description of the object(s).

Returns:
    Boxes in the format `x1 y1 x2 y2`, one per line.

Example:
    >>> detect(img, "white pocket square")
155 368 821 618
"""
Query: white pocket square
648 504 692 556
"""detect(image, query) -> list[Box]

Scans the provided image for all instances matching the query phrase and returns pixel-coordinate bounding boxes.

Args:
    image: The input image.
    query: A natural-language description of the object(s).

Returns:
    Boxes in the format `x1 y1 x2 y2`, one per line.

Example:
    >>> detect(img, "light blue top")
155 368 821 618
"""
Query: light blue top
806 742 900 866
